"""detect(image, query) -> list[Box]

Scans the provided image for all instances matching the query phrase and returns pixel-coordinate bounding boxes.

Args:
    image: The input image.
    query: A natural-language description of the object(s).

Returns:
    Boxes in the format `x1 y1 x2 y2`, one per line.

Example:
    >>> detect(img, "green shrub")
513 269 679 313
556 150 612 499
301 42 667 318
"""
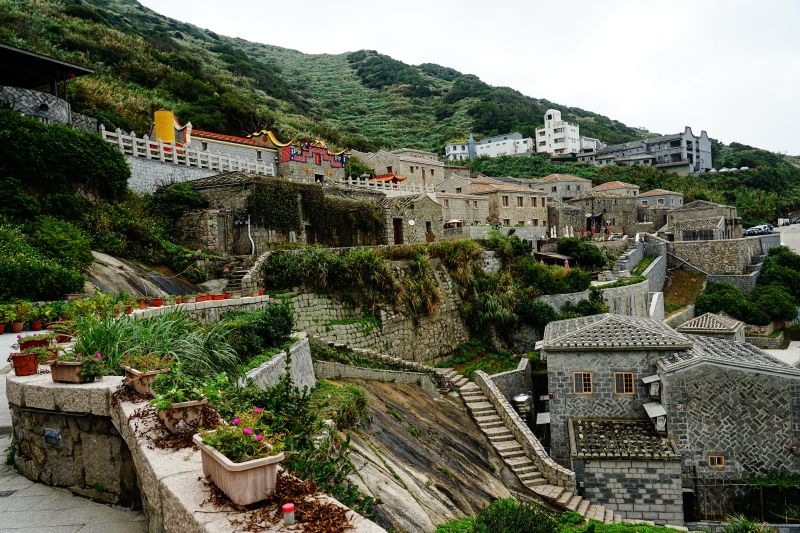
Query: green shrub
695 283 749 321
471 498 560 533
516 257 592 295
557 238 607 270
27 216 93 271
149 182 209 221
481 231 531 261
0 225 84 302
221 305 294 363
749 285 797 322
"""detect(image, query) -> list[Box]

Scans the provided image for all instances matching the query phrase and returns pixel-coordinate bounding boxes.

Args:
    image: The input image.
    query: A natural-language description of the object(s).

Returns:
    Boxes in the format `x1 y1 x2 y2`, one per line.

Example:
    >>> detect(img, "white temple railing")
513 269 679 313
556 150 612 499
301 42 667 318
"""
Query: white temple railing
342 176 434 193
100 125 276 177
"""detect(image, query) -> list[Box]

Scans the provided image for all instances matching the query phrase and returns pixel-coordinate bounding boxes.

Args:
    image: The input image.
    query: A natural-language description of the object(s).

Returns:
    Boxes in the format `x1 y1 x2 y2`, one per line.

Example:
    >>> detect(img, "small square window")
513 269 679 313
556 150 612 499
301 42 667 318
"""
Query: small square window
443 199 449 207
531 197 537 207
503 218 510 226
517 196 524 207
573 372 593 394
456 188 462 194
465 200 471 207
551 186 557 192
709 455 725 468
518 220 524 225
614 372 634 395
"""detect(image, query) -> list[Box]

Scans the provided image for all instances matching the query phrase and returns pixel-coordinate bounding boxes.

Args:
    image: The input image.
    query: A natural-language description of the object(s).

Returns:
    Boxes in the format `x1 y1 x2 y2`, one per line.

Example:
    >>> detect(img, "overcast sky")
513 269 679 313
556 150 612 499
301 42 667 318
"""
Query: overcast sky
140 0 800 154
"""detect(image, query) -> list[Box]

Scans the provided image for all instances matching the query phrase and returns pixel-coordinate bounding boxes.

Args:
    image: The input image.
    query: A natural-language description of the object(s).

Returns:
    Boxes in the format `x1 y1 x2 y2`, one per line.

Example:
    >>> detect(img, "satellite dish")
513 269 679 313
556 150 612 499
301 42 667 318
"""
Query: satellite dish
585 213 592 218
408 220 415 226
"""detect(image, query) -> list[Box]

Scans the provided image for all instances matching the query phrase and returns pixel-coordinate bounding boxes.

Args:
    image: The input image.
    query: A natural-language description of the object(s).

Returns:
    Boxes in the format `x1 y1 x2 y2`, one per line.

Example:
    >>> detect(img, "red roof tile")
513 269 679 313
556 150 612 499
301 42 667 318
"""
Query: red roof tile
192 130 262 146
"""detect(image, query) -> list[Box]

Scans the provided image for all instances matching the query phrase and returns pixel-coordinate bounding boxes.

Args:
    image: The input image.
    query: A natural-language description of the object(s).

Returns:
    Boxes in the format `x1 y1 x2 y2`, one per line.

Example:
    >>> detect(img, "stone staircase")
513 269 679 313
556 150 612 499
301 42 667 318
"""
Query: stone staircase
438 368 619 524
223 269 250 293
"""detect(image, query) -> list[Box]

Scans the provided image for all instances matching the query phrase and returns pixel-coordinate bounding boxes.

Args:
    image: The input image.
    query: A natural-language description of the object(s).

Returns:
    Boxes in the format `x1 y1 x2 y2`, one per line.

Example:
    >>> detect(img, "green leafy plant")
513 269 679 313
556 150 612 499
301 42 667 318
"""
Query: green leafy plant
22 346 61 364
55 352 106 382
150 364 228 411
0 304 17 324
201 410 284 463
120 352 175 372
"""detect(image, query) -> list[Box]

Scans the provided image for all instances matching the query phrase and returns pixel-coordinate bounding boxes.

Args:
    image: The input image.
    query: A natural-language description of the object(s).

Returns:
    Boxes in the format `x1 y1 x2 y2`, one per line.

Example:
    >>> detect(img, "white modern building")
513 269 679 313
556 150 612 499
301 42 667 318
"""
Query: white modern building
474 132 535 158
535 109 606 156
444 139 471 161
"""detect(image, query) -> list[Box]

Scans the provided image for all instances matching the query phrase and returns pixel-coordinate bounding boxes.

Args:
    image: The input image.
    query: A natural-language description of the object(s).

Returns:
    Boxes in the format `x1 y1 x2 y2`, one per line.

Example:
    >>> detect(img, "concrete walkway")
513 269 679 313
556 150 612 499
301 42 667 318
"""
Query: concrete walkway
0 330 146 532
764 340 800 367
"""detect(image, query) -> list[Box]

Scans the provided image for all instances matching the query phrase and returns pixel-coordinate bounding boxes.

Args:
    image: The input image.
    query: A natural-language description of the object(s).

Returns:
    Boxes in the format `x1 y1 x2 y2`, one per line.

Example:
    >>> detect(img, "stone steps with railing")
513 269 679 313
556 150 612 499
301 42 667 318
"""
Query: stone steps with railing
453 378 616 523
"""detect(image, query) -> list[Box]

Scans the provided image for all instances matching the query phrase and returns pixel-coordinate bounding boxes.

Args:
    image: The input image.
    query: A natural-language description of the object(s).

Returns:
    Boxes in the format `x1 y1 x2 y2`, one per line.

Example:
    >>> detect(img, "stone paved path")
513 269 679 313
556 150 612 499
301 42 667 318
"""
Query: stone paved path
0 331 146 532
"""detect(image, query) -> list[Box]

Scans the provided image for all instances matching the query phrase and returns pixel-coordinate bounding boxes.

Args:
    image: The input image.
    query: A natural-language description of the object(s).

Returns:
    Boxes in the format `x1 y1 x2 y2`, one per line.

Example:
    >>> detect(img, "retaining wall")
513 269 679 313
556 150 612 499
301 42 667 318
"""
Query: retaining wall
663 305 695 329
706 270 761 294
649 292 665 321
667 236 767 275
535 280 650 318
466 226 547 242
643 255 667 293
126 155 219 193
745 331 784 349
134 295 276 323
473 370 576 490
312 361 439 397
488 359 533 404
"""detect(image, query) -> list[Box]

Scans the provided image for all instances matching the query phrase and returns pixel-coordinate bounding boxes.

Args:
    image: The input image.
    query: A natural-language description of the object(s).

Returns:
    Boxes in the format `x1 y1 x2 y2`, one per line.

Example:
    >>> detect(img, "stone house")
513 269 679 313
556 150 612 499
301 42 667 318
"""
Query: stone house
542 313 800 522
443 165 472 179
675 312 745 342
548 201 585 239
637 189 683 208
377 194 443 245
360 150 444 187
532 174 593 202
190 129 278 169
568 192 638 234
591 180 640 197
469 181 549 228
175 208 235 255
434 173 473 195
438 193 490 226
637 205 671 234
663 200 742 241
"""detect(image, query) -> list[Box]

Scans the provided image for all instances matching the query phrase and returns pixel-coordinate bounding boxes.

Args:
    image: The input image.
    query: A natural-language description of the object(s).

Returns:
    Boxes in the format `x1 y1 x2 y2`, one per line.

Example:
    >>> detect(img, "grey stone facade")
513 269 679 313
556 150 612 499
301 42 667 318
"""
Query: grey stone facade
438 193 490 225
175 208 235 255
127 155 219 193
489 359 533 404
668 236 767 275
377 194 443 245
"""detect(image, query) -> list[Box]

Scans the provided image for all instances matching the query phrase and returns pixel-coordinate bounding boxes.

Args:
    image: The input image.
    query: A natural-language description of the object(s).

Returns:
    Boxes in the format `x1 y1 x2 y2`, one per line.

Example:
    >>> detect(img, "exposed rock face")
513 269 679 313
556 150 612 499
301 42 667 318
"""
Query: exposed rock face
342 380 516 533
86 251 199 297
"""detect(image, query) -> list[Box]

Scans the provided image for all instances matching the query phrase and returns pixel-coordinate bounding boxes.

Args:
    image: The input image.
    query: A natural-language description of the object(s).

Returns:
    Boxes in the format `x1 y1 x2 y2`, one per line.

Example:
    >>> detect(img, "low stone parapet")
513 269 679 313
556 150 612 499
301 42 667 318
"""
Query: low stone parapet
312 361 439 397
473 370 575 490
134 295 275 323
746 331 784 349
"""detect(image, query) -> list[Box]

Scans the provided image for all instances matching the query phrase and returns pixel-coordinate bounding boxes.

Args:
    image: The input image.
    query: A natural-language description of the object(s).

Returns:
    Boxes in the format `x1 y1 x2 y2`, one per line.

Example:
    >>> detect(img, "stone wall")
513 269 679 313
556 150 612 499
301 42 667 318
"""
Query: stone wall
283 262 468 362
312 361 439 397
241 335 316 392
667 236 766 275
663 305 695 329
649 292 665 321
574 458 683 523
643 255 667 293
508 324 539 355
489 358 534 405
134 294 278 324
474 370 576 490
706 270 761 294
662 365 800 482
535 280 650 318
127 155 219 193
175 209 234 255
6 375 139 506
71 111 98 132
439 195 489 225
546 349 667 466
379 195 443 245
744 320 791 336
279 159 346 185
466 225 547 242
0 86 71 124
745 331 784 349
481 251 502 273
613 242 644 274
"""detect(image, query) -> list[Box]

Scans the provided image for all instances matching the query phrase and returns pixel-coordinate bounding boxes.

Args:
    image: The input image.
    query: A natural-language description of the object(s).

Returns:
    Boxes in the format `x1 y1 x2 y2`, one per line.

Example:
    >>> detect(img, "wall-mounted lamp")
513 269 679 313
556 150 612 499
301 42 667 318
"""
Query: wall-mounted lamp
790 444 797 454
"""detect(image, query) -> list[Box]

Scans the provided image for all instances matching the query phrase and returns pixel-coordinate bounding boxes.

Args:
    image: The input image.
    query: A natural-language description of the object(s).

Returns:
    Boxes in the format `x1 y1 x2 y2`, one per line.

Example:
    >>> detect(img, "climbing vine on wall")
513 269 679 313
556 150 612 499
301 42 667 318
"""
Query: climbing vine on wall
247 178 383 247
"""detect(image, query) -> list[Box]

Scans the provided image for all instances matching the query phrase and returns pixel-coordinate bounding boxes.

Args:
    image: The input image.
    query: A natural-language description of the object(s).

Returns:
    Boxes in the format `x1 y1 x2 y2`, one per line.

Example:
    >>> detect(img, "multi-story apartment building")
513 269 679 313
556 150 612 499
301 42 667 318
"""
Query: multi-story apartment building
595 127 712 176
534 109 605 156
444 136 473 161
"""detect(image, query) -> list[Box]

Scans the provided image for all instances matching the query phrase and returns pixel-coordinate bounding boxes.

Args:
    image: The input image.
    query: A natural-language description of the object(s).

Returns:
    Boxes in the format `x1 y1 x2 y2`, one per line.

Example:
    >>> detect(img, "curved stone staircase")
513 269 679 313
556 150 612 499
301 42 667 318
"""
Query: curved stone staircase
435 368 619 524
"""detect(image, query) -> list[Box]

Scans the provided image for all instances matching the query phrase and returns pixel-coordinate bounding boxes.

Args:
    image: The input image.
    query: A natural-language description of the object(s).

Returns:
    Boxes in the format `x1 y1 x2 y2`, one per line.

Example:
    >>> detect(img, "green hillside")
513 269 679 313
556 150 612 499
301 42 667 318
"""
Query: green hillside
0 0 646 152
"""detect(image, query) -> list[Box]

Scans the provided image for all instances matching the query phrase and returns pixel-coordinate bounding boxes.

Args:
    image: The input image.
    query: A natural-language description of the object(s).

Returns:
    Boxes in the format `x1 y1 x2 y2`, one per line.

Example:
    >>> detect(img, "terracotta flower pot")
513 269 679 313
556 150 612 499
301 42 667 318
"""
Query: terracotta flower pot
50 361 85 383
186 297 196 303
56 334 71 344
138 299 148 309
222 292 231 299
151 298 163 307
30 321 43 331
10 353 38 377
122 366 170 396
213 294 224 301
158 399 208 434
126 306 133 315
0 324 5 334
176 296 182 304
10 322 23 334
19 338 49 351
193 432 284 506
258 290 264 296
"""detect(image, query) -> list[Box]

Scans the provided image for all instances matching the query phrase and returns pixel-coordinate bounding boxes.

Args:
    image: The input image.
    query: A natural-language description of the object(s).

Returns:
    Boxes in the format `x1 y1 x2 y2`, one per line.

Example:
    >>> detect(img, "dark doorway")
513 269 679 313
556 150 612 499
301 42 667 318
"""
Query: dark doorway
393 218 403 245
314 174 323 183
217 213 228 253
425 221 433 242
304 225 315 245
682 491 696 522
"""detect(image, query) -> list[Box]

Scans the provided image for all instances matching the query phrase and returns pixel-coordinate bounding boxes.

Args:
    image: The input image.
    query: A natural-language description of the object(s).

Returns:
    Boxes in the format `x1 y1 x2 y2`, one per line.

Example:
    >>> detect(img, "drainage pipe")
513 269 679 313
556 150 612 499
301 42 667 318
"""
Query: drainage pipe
247 214 255 255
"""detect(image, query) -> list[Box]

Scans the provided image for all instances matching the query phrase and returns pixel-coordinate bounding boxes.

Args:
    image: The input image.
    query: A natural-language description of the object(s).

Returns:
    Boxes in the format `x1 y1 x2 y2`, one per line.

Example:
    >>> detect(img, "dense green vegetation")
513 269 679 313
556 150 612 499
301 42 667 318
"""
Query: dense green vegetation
695 246 800 325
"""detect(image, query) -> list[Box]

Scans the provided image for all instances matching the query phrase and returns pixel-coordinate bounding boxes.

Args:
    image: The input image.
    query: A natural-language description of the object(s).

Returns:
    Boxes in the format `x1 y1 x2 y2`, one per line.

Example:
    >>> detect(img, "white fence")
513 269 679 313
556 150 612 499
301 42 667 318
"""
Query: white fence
100 126 276 177
342 177 434 194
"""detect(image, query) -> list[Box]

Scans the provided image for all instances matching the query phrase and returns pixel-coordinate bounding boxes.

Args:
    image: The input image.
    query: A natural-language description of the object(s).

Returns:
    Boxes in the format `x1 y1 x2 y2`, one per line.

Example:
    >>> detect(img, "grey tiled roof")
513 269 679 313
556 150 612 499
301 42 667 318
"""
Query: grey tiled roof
673 216 724 231
676 312 743 333
375 194 428 209
185 171 255 189
570 418 679 459
673 200 729 211
658 335 800 375
597 140 644 156
543 314 693 351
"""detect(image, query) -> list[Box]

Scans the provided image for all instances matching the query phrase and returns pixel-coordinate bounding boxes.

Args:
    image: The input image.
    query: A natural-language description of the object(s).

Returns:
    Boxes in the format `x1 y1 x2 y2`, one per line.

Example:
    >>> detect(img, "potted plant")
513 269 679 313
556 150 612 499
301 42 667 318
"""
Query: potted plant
11 301 30 333
28 306 46 331
184 294 197 304
23 346 61 364
150 366 226 434
15 332 56 351
151 297 163 307
0 304 16 334
193 410 285 506
120 353 175 396
8 351 38 376
213 294 225 301
138 298 148 310
48 320 74 344
50 352 105 384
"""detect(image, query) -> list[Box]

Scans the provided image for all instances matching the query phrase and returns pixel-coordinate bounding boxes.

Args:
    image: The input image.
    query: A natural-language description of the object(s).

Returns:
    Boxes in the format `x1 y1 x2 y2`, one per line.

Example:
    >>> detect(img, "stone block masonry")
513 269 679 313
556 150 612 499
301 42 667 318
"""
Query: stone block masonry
745 331 784 349
126 155 219 193
312 361 440 397
574 458 683 524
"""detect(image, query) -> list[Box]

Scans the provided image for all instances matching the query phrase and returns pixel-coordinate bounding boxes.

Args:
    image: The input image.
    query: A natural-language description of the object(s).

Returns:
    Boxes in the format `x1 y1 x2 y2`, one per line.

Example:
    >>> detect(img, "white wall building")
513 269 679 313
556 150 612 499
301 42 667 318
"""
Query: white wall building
474 132 535 158
535 109 606 156
444 141 470 161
